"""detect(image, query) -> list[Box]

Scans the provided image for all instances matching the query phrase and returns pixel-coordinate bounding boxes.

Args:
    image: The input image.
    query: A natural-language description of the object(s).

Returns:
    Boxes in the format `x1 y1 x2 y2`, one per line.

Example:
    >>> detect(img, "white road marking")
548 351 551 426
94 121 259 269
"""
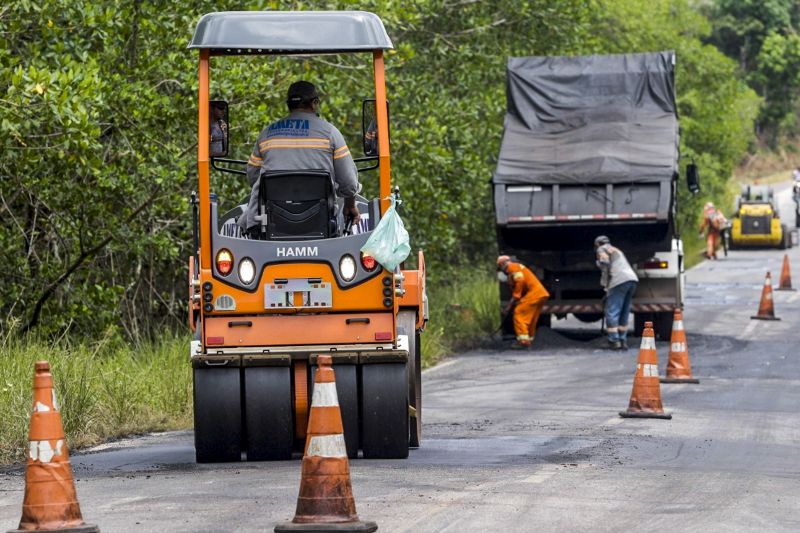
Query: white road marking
422 358 459 375
521 465 560 484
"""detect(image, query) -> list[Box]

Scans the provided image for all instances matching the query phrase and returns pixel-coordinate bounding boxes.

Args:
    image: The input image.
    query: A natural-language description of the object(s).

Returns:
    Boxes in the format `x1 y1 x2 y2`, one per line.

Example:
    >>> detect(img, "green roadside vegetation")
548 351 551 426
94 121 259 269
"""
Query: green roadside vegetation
420 273 500 367
2 0 798 463
0 330 192 465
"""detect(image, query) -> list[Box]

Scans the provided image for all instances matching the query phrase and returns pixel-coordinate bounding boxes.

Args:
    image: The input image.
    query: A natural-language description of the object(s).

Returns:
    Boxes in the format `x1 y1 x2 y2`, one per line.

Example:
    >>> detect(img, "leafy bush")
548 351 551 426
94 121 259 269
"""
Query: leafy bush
421 272 500 366
0 326 192 465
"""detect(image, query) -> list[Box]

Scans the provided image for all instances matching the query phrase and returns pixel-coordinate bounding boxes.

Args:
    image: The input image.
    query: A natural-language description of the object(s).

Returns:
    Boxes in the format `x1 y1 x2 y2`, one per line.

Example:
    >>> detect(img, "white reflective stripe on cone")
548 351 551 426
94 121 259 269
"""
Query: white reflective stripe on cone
640 336 656 350
306 434 347 458
637 363 659 377
29 439 64 463
673 320 684 331
311 382 340 407
671 342 687 353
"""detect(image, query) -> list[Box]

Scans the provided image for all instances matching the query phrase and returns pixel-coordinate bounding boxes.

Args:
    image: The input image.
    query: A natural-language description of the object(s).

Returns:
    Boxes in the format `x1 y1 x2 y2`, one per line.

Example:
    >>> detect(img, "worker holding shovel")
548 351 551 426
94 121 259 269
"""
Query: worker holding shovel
497 256 550 349
594 236 638 350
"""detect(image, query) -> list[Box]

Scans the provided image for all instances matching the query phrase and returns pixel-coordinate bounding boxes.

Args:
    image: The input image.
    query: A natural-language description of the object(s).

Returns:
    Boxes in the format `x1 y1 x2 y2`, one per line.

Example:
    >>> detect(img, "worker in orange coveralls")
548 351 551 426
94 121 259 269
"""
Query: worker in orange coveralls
699 201 726 260
497 255 550 348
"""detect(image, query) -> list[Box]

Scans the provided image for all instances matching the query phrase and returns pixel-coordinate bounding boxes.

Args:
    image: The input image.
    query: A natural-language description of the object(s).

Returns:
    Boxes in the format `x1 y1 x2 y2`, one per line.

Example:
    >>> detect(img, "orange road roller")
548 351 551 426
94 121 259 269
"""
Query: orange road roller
187 11 428 462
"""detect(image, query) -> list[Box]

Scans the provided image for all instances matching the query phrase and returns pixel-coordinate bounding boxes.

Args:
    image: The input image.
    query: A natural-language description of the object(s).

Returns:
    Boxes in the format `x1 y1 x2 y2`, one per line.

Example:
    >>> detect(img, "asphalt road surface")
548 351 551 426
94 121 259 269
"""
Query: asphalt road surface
2 188 799 533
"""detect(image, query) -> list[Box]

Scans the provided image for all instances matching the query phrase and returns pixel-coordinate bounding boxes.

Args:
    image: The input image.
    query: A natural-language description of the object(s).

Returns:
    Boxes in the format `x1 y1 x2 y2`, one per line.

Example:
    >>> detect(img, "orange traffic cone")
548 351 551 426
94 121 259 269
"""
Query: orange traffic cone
275 355 377 533
660 309 700 384
776 254 795 291
619 322 672 419
751 271 781 320
8 362 98 533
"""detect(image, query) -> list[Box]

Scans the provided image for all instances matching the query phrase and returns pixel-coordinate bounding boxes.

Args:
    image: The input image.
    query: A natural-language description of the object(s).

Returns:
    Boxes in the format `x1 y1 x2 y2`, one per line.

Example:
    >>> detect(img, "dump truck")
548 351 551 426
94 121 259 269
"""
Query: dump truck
492 51 698 340
187 11 428 462
729 184 792 249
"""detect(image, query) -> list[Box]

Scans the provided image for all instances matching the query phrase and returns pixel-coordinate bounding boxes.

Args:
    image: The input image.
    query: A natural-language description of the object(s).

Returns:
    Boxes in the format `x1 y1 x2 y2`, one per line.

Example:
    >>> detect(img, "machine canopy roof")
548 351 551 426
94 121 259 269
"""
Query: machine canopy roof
189 11 393 54
493 51 679 185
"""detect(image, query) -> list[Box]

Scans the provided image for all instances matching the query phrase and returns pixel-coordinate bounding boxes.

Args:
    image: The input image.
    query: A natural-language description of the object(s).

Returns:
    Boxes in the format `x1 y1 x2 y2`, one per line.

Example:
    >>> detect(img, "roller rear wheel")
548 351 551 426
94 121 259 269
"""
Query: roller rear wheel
311 362 359 459
193 366 242 463
410 333 422 448
398 312 422 448
361 363 409 459
244 366 293 461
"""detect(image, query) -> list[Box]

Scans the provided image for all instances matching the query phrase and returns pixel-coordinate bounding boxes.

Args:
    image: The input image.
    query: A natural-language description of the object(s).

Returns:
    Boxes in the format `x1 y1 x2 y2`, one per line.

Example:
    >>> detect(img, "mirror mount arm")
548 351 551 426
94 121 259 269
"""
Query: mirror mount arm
211 158 247 176
353 155 379 173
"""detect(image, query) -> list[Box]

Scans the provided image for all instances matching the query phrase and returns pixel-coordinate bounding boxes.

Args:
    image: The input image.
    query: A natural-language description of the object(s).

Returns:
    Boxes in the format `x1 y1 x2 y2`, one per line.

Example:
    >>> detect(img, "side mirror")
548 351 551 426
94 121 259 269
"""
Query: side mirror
362 99 378 157
686 162 700 194
209 100 229 158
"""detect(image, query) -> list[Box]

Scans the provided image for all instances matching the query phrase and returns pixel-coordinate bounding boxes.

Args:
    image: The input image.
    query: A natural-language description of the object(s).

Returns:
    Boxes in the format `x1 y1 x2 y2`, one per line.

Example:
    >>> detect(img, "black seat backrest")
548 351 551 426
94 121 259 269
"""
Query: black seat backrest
258 169 336 240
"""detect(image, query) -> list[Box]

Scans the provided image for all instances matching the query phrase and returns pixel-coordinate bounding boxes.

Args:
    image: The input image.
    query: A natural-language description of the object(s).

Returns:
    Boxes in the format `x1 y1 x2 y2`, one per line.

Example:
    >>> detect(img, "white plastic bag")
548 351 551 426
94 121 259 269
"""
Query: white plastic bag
360 195 411 271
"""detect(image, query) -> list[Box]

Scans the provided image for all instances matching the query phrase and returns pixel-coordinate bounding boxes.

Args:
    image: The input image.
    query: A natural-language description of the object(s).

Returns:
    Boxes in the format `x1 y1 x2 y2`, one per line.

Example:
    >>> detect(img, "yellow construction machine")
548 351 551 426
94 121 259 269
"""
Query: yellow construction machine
729 185 791 249
187 11 428 462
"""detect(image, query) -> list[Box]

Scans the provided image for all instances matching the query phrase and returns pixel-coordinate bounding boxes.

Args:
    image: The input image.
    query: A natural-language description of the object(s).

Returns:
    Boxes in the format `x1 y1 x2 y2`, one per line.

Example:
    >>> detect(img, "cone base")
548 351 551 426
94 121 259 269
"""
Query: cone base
661 377 700 384
750 315 781 320
619 411 672 420
8 525 99 533
776 287 796 291
275 520 378 532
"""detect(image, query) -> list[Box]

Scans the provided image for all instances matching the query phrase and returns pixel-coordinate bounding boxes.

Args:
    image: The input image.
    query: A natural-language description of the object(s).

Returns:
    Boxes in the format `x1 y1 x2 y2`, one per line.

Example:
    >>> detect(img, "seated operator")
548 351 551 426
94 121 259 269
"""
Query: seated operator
239 81 361 238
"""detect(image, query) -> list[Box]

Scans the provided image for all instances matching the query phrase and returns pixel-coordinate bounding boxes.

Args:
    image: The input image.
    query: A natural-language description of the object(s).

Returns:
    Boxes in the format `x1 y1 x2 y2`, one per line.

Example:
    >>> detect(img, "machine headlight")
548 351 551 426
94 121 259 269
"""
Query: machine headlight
238 257 256 285
339 254 357 282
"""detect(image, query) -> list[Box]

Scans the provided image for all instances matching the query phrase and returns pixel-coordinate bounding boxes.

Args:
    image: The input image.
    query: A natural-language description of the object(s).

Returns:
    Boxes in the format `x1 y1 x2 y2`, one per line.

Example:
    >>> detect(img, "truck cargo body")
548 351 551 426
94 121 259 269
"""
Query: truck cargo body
493 52 684 339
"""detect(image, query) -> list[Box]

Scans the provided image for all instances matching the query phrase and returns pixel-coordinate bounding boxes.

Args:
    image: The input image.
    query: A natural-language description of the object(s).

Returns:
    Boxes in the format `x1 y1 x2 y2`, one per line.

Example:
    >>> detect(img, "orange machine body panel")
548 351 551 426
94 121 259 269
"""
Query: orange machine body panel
201 263 389 316
398 251 427 331
204 313 394 347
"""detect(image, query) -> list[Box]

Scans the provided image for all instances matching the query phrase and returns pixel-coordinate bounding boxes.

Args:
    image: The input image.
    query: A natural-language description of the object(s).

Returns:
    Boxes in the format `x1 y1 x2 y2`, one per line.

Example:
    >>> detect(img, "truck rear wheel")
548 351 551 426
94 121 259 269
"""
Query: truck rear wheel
634 312 672 341
361 363 409 459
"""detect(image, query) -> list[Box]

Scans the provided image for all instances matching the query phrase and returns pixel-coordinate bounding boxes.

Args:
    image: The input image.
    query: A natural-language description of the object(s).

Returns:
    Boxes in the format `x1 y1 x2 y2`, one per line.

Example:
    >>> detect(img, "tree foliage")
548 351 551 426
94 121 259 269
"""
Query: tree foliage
705 0 800 141
1 0 759 339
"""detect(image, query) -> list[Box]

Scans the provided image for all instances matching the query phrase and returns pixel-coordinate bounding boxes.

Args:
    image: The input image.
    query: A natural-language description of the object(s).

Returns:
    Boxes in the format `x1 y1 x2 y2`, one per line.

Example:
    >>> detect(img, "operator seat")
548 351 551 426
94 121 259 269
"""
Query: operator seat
256 169 337 240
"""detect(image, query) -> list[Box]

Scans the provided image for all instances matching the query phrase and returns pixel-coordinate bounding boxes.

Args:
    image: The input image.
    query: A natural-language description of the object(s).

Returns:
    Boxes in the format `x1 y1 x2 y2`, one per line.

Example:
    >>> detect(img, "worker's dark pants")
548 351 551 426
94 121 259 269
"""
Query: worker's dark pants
605 280 637 342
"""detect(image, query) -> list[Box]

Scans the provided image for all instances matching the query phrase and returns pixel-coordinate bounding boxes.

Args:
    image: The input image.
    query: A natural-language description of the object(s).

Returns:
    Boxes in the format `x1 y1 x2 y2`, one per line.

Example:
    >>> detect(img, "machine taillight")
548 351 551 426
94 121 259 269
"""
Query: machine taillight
361 253 378 272
216 249 233 275
643 259 668 269
375 331 392 341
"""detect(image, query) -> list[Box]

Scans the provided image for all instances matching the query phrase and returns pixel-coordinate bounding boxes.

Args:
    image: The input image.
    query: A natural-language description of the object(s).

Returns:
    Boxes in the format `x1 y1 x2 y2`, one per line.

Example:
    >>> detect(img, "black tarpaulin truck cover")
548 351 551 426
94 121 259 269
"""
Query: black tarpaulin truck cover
493 51 678 185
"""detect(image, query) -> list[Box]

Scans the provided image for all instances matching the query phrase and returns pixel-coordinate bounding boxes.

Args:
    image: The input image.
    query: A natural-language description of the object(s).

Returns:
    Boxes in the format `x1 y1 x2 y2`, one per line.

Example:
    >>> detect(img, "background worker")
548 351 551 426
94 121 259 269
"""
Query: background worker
699 201 726 260
594 236 638 350
239 81 360 237
497 255 550 349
